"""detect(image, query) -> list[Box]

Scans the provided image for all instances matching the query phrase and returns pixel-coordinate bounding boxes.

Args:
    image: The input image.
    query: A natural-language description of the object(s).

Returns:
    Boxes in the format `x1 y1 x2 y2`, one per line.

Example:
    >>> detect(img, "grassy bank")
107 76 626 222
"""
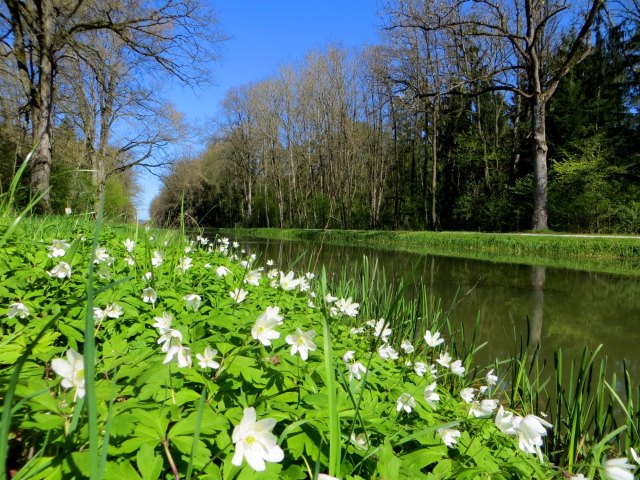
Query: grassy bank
215 228 640 276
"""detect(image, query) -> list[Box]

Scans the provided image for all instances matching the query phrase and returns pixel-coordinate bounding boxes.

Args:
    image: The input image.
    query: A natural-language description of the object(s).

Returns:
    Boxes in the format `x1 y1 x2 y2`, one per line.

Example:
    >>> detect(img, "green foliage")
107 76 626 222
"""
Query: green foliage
0 217 571 479
103 175 136 222
549 135 630 233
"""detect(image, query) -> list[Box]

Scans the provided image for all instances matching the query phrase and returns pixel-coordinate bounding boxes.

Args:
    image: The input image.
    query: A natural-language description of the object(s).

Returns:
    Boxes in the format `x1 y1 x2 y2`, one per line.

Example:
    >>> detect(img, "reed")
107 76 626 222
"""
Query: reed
323 256 637 473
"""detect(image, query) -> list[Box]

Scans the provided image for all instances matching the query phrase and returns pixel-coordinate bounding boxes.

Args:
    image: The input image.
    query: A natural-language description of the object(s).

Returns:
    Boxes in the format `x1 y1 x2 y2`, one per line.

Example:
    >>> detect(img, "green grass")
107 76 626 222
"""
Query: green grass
214 228 640 276
1 215 637 479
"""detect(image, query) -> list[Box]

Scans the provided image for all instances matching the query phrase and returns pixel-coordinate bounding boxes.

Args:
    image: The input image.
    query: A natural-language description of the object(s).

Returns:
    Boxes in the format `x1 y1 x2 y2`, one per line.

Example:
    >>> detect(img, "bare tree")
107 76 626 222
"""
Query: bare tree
383 0 605 230
0 0 221 211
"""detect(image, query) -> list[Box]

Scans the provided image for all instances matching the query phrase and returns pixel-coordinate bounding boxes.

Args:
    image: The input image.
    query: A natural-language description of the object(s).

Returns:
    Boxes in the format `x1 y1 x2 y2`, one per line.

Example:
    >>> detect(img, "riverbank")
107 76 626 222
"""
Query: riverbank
214 228 640 276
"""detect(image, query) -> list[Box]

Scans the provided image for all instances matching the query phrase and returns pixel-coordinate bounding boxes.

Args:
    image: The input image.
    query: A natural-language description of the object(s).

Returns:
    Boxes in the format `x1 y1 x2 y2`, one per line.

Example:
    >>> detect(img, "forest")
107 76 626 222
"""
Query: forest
1 0 639 232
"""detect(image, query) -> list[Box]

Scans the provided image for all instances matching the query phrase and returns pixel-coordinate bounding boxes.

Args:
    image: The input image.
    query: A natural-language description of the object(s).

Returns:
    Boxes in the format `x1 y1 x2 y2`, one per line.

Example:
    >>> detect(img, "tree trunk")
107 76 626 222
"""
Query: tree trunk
28 1 55 212
531 96 549 230
431 99 438 229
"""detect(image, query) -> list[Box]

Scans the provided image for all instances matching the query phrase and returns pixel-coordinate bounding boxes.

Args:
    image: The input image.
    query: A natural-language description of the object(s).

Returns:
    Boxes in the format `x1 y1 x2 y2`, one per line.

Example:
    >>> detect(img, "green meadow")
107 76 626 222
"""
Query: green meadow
0 214 638 479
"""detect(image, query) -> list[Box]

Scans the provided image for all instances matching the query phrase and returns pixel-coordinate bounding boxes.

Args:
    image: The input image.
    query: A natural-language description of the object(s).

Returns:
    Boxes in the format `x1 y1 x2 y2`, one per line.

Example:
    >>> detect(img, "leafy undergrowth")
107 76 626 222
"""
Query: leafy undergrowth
0 219 632 479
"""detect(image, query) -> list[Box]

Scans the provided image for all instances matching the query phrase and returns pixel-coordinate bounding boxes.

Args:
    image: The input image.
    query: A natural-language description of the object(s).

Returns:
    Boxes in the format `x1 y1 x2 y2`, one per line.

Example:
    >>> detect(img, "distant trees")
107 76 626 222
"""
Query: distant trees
0 0 220 213
382 0 605 230
149 1 639 233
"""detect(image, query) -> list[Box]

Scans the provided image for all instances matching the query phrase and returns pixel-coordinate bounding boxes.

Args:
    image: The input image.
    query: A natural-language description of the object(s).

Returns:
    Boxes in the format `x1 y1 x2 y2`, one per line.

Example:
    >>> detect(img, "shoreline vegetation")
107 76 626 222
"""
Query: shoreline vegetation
0 216 638 479
214 228 640 277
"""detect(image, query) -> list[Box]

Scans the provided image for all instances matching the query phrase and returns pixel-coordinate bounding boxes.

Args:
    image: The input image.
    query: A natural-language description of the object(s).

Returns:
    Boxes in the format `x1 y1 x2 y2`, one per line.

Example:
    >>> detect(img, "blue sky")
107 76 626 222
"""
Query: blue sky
136 0 382 220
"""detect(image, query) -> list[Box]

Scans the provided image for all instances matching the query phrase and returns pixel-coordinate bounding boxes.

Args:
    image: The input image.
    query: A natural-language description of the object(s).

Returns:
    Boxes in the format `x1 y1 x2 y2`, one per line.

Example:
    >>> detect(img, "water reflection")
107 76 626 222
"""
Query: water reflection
529 265 545 365
236 237 640 378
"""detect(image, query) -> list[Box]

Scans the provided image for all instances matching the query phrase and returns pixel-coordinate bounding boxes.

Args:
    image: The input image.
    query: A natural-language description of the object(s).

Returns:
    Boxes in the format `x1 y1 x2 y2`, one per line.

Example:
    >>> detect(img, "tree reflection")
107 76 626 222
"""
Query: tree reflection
528 265 545 364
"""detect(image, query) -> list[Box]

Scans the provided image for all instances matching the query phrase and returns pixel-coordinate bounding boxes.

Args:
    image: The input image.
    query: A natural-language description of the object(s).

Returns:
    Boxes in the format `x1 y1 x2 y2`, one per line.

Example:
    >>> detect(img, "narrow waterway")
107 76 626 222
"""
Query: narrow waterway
235 236 640 379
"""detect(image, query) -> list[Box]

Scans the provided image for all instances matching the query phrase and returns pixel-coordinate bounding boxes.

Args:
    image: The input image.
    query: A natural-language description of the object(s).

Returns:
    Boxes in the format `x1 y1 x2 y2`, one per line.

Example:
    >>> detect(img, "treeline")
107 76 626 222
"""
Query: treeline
153 0 640 233
0 0 220 219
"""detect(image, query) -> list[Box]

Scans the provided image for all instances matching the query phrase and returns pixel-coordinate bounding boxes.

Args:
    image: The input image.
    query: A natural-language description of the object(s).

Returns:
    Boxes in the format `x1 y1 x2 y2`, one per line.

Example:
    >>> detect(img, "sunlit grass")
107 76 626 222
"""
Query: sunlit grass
0 215 637 479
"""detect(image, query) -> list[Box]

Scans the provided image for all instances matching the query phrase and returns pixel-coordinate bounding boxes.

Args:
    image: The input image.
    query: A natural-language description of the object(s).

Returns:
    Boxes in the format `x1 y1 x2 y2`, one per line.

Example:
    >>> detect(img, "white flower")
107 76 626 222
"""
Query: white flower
517 414 553 462
495 406 521 435
142 287 157 304
603 457 636 480
244 270 261 286
124 256 135 266
569 474 588 480
372 318 392 342
64 207 72 215
183 293 202 312
48 262 72 279
142 272 152 282
378 343 399 361
423 382 440 410
266 259 274 266
413 361 428 377
196 347 220 369
317 474 339 480
335 297 359 317
230 288 248 304
400 339 414 354
396 393 415 413
436 351 452 368
176 256 192 274
348 362 367 381
216 266 231 277
252 306 283 346
631 447 640 465
350 326 365 334
424 330 444 347
94 247 112 265
285 328 317 361
93 308 105 323
450 359 465 376
350 432 368 450
123 238 136 253
104 303 123 318
460 387 475 403
232 407 284 471
469 399 498 417
158 328 183 353
164 345 192 368
438 428 461 447
152 312 173 333
7 302 30 319
279 271 301 291
151 250 163 267
325 293 338 303
342 350 355 363
51 349 85 399
486 368 498 386
297 278 310 292
47 239 70 258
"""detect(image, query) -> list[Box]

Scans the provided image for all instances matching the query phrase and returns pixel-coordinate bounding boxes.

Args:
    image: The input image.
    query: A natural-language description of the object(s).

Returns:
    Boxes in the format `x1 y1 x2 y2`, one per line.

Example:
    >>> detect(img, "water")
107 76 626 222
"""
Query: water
235 237 640 378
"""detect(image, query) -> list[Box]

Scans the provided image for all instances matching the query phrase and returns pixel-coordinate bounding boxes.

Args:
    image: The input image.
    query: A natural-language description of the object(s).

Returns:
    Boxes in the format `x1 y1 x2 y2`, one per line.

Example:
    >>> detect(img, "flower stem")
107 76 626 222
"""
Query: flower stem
162 438 180 480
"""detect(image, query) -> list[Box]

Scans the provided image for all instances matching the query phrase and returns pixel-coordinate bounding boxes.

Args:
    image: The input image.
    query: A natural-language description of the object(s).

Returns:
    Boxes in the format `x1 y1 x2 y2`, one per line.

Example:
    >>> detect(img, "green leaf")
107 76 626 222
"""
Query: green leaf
378 437 401 480
135 443 163 480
